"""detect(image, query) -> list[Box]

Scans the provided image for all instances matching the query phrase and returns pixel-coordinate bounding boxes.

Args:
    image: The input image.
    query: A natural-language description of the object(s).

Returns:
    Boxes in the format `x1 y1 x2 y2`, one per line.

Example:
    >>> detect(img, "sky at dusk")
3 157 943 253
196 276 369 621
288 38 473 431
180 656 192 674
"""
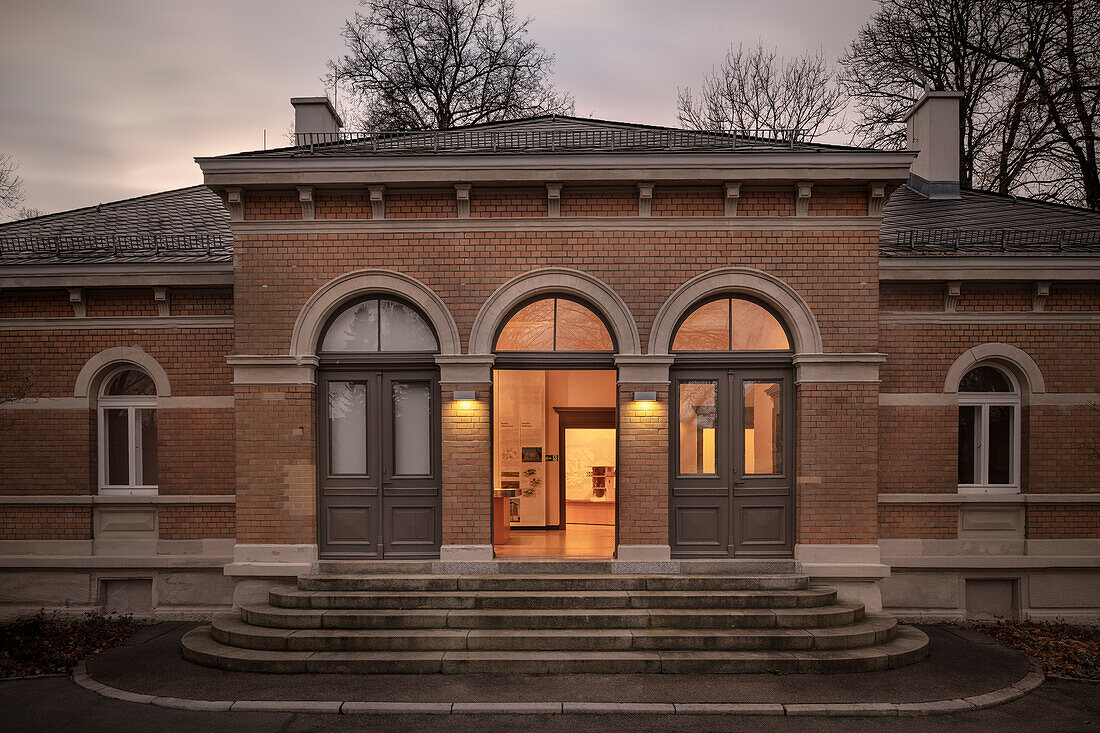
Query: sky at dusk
0 0 878 216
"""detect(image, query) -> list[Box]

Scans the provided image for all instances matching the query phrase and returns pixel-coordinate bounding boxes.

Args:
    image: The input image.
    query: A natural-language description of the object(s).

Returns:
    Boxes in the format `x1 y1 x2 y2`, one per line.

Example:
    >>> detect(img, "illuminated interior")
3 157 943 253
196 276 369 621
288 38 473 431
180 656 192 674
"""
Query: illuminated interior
492 369 617 558
672 297 790 351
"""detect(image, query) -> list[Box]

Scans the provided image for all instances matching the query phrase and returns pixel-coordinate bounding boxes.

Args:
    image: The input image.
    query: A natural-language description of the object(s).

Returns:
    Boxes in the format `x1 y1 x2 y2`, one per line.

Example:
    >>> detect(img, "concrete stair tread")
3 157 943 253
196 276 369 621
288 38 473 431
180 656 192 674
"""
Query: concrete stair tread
272 587 836 609
240 601 865 630
182 625 928 674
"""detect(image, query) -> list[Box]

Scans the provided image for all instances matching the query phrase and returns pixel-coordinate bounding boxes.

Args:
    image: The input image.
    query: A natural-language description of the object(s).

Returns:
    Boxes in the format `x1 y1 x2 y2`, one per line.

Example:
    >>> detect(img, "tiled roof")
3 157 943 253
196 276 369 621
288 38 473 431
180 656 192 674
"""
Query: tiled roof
0 186 232 265
881 186 1100 255
225 114 869 159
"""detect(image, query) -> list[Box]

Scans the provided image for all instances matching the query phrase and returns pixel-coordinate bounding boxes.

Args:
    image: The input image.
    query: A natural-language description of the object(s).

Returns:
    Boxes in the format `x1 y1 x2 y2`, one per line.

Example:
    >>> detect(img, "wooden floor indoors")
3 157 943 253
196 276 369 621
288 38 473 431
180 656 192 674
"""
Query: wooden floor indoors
493 522 615 559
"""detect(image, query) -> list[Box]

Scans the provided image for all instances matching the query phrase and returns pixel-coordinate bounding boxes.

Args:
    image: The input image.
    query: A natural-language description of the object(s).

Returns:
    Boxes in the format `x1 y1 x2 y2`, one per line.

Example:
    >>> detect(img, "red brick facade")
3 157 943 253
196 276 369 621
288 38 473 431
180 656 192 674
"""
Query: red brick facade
1 183 1096 562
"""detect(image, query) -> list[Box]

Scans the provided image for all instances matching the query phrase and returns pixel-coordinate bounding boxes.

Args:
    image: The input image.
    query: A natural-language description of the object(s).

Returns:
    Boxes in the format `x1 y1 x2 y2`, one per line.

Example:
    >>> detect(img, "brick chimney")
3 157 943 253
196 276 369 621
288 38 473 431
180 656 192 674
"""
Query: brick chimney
291 96 343 138
903 91 963 199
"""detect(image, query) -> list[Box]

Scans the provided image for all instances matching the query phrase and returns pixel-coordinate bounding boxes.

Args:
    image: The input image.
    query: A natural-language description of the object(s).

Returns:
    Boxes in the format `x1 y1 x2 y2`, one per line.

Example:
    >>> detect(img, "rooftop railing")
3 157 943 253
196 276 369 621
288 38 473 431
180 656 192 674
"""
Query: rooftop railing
293 127 810 154
880 228 1100 255
0 233 232 260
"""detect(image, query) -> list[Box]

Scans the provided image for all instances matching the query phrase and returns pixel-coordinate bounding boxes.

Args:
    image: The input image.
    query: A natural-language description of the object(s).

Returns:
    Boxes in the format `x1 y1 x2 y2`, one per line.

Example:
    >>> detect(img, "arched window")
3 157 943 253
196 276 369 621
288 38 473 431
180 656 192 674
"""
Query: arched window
495 297 614 352
672 297 791 351
98 367 158 492
958 365 1020 491
320 297 438 353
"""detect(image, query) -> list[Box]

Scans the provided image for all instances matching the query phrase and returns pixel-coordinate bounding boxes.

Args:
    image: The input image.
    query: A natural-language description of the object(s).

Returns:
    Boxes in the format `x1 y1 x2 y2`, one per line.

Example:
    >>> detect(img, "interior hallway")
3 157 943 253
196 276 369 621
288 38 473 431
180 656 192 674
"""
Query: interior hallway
493 523 615 559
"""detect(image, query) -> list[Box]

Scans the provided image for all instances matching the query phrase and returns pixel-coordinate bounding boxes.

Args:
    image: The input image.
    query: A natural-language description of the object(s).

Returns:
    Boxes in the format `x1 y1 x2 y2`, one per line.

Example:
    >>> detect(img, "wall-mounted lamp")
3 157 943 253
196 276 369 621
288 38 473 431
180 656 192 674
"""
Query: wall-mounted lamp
453 390 478 401
632 390 657 402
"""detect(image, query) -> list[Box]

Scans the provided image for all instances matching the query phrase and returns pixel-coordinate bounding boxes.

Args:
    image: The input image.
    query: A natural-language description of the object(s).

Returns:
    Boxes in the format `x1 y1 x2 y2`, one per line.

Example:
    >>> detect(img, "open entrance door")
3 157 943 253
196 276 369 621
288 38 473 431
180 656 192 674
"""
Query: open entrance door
492 370 616 559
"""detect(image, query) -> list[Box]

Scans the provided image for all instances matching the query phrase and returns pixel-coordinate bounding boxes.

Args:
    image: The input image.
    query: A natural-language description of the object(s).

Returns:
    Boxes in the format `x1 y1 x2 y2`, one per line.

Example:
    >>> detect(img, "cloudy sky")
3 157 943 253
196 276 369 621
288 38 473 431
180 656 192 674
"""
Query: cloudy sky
0 0 877 215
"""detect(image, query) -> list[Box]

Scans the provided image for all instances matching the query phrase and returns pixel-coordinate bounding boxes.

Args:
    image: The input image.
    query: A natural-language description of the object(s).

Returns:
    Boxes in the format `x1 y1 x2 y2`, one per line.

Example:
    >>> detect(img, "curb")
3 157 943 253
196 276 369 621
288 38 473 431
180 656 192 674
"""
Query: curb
71 661 1047 717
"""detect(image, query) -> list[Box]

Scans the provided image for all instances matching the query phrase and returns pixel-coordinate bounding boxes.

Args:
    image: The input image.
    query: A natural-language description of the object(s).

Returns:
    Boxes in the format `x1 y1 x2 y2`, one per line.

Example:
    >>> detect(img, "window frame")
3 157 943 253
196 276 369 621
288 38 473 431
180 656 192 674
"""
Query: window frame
670 294 794 355
957 365 1021 494
492 294 617 355
97 366 159 496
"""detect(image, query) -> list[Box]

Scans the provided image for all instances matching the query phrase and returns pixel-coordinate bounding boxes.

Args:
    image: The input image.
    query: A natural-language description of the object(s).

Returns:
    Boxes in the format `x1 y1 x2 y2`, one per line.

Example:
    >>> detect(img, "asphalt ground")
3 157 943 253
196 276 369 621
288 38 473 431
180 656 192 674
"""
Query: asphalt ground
86 622 1028 704
3 675 1098 732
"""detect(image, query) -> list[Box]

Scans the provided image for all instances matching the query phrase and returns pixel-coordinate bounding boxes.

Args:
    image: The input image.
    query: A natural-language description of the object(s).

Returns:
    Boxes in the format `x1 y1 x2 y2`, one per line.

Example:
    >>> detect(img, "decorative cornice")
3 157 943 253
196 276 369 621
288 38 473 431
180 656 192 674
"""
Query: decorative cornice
637 182 654 217
228 354 319 386
435 354 495 385
297 186 315 221
724 181 741 216
944 281 961 312
455 183 471 218
367 184 386 219
225 187 243 221
232 216 883 234
0 262 233 289
68 287 85 318
546 182 562 218
879 257 1100 282
0 494 236 505
792 352 886 385
794 181 813 216
878 493 1100 505
882 311 1100 325
868 182 888 216
615 354 674 386
0 316 232 331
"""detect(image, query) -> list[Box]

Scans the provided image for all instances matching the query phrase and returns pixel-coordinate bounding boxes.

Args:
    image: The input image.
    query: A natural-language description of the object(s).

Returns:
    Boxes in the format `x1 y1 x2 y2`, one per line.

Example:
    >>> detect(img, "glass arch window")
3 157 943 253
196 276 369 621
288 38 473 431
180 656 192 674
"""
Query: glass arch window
958 364 1020 491
98 367 158 492
321 298 438 353
495 297 614 352
672 297 791 351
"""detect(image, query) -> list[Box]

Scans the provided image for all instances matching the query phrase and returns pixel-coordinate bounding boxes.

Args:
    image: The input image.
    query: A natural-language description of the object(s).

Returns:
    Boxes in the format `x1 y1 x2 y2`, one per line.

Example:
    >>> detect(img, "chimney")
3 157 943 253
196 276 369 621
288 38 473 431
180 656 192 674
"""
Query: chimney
291 96 343 140
903 90 963 199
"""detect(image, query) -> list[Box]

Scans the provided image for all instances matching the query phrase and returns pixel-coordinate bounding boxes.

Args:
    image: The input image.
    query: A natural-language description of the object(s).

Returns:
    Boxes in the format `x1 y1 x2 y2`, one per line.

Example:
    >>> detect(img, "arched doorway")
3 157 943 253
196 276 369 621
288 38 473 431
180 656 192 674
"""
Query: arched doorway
316 296 442 558
668 295 795 557
490 295 619 558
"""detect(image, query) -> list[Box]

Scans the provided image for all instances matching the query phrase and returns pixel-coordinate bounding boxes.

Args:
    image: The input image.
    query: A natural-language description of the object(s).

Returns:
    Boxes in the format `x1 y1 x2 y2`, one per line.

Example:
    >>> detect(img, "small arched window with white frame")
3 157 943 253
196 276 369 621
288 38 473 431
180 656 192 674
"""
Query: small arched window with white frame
98 367 158 493
958 364 1020 492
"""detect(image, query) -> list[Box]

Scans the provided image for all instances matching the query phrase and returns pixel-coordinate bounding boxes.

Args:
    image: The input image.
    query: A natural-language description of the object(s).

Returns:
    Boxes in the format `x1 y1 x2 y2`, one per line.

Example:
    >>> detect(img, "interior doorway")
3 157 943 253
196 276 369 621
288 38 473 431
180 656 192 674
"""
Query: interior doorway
492 369 617 558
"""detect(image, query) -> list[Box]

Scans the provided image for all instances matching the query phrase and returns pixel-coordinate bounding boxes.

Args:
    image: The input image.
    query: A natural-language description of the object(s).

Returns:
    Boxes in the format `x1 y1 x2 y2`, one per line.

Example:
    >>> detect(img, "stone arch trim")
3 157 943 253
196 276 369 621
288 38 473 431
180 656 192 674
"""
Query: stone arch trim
648 267 823 355
468 268 642 355
944 343 1045 395
290 269 461 358
74 346 172 402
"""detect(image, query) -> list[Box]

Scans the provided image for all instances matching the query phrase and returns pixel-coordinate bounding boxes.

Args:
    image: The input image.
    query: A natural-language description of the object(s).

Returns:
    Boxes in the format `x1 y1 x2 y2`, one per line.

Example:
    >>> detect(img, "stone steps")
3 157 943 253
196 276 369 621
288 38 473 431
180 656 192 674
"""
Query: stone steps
210 613 899 652
269 587 837 610
239 601 865 630
298 573 810 592
182 624 929 674
181 569 929 674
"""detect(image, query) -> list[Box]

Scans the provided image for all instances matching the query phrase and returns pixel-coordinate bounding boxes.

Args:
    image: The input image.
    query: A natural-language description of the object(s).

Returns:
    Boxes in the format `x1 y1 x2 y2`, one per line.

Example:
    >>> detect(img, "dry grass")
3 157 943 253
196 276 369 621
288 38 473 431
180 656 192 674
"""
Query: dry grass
0 611 142 678
972 619 1099 681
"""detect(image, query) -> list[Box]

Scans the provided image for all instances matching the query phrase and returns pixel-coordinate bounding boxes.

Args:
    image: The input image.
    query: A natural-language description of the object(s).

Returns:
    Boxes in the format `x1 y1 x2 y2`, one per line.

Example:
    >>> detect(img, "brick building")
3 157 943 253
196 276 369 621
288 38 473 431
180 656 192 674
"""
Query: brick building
1 91 1097 625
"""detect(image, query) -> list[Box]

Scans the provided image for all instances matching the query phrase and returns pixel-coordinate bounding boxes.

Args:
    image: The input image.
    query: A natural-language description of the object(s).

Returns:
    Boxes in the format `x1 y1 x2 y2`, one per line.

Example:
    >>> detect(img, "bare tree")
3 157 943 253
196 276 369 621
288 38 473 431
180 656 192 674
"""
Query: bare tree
0 153 26 215
677 42 846 139
328 0 573 131
963 0 1100 210
841 0 1099 209
839 0 1031 191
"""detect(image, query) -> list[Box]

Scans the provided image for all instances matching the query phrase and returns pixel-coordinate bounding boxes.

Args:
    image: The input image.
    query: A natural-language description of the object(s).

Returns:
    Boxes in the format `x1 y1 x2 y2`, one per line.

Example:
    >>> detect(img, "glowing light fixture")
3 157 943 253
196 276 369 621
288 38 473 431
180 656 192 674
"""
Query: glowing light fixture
632 390 657 403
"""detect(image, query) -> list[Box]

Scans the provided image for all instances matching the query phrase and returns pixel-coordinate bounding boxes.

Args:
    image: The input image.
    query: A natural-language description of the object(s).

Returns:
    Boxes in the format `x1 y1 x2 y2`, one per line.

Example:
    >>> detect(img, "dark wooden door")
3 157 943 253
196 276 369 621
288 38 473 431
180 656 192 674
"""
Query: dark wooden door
318 369 441 558
669 368 793 557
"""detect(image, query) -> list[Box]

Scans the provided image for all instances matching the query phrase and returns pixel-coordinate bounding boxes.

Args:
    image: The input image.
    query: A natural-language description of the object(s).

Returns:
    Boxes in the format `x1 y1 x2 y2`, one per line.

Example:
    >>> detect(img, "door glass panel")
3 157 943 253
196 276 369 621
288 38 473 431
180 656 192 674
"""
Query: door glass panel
380 300 438 351
555 299 613 351
732 300 790 350
988 405 1013 484
105 408 129 485
672 300 729 351
958 405 979 484
137 408 158 485
322 300 379 352
679 381 718 475
328 381 368 475
393 381 431 475
743 381 783 474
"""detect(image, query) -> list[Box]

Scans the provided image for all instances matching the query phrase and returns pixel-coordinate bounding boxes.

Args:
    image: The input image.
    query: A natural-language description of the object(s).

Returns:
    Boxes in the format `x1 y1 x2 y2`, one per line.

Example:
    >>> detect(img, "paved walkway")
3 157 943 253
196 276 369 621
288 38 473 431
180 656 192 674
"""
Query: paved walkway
89 622 1027 705
3 622 1097 731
